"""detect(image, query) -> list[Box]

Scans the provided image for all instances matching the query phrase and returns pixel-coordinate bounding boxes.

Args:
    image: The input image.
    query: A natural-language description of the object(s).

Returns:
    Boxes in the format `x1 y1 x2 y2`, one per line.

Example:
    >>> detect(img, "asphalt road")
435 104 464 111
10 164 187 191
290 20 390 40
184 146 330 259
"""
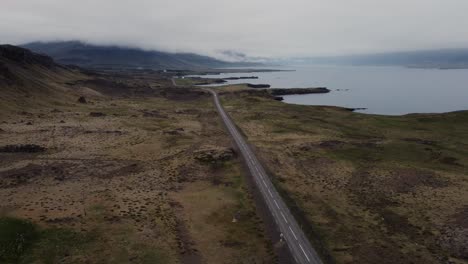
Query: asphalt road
208 89 323 264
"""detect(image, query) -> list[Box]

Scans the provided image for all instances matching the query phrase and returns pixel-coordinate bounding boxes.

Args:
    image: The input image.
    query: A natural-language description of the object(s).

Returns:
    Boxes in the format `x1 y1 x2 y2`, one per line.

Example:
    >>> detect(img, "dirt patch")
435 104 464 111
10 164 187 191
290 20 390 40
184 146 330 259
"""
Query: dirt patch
0 164 44 188
452 206 468 229
0 144 46 153
351 242 423 264
0 161 143 188
387 168 448 193
89 112 106 117
349 168 447 202
436 206 468 259
439 156 463 166
379 209 420 238
297 140 378 152
318 140 345 149
438 227 468 259
171 201 202 264
156 88 208 101
139 109 168 118
348 170 393 207
402 138 437 145
102 163 142 179
72 78 154 97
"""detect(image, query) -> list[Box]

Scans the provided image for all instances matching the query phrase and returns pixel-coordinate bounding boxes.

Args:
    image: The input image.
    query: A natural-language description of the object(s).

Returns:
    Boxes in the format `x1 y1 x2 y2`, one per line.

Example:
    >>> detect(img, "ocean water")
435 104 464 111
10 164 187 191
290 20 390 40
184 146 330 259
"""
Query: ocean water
192 65 468 115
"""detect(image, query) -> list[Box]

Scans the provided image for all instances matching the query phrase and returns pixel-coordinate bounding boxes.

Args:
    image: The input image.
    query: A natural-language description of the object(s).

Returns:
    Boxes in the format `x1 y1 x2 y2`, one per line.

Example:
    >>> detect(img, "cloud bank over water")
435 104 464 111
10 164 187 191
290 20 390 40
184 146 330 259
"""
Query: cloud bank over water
2 0 468 58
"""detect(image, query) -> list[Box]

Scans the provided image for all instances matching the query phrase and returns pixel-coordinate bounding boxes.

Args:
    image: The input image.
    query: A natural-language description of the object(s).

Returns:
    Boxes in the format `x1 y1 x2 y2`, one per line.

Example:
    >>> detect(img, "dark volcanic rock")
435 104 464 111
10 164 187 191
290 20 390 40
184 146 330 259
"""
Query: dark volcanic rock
78 96 87 104
273 96 284 101
89 112 106 117
0 144 46 153
247 83 271 88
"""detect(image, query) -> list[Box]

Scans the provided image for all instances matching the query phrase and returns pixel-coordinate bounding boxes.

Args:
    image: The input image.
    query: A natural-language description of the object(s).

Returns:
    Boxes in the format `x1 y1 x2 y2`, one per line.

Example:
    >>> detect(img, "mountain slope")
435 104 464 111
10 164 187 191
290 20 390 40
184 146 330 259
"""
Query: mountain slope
0 44 85 112
22 41 257 70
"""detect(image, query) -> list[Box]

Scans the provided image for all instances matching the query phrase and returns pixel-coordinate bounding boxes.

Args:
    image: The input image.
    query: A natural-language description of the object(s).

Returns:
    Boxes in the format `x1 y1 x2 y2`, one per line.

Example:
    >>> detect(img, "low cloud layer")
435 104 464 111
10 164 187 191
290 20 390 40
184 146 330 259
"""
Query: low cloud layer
2 0 468 58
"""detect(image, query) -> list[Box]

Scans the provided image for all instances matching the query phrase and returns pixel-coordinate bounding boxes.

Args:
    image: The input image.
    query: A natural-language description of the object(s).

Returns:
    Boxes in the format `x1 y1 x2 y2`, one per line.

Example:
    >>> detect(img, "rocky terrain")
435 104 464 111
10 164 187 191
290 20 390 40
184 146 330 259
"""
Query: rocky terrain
0 46 274 263
219 85 468 264
3 44 467 264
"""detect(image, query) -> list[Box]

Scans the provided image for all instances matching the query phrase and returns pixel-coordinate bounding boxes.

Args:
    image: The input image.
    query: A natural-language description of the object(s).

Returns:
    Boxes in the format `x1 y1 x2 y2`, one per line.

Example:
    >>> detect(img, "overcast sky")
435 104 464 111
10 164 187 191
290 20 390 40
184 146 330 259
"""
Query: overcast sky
1 0 468 59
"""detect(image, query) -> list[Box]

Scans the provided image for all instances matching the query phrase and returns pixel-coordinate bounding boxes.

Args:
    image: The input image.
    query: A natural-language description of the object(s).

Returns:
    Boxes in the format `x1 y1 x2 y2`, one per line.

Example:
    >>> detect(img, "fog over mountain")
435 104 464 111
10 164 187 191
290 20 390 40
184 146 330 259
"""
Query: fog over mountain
22 41 261 69
2 0 468 59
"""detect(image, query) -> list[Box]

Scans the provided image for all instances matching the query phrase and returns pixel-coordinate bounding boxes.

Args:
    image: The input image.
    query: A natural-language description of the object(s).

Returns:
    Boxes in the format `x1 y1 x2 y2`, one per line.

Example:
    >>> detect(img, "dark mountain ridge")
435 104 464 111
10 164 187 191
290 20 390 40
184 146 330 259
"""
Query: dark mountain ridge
0 44 59 68
22 41 259 70
0 45 64 85
0 44 85 111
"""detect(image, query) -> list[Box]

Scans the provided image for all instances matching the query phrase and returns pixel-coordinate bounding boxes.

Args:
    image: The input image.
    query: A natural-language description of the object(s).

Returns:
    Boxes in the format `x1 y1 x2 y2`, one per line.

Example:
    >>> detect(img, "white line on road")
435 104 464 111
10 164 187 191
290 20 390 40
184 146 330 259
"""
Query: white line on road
281 212 288 223
208 89 322 264
289 226 298 240
299 244 311 262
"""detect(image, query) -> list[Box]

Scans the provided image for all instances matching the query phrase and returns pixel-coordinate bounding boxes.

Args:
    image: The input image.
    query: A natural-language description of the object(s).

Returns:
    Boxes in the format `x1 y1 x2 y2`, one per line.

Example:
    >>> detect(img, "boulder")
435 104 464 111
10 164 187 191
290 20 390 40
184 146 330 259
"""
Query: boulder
247 83 271 88
194 146 235 163
78 96 87 104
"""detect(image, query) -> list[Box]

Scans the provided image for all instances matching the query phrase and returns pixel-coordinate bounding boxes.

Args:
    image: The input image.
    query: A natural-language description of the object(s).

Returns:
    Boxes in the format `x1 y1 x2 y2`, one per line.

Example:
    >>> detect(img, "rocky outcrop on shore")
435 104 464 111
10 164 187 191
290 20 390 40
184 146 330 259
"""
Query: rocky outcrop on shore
269 87 330 95
247 83 271 88
224 76 258 80
220 86 331 99
246 85 330 95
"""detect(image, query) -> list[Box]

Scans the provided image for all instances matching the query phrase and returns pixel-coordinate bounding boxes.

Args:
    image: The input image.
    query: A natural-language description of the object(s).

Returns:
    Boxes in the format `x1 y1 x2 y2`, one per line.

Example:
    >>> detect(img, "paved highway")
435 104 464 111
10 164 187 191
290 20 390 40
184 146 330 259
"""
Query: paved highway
208 89 323 264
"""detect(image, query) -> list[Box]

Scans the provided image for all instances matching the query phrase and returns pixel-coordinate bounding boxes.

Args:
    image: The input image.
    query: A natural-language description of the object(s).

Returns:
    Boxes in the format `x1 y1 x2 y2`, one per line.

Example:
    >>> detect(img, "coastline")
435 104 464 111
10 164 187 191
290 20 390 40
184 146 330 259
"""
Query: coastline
177 65 468 116
215 87 468 263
